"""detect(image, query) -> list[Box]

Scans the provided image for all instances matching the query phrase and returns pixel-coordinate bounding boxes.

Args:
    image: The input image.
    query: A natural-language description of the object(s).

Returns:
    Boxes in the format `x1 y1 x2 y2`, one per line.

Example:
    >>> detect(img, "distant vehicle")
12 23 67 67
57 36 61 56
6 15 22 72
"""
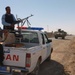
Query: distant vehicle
54 29 67 39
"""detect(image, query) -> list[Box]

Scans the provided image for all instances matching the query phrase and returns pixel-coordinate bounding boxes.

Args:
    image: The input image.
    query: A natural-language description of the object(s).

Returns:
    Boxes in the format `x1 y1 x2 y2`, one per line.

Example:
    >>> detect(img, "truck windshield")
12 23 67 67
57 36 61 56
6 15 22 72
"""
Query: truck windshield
21 31 39 43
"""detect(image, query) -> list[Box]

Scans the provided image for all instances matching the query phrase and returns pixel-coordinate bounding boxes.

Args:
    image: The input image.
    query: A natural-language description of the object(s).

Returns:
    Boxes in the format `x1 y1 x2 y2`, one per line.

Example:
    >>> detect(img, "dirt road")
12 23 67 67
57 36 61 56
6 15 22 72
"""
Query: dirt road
39 36 75 75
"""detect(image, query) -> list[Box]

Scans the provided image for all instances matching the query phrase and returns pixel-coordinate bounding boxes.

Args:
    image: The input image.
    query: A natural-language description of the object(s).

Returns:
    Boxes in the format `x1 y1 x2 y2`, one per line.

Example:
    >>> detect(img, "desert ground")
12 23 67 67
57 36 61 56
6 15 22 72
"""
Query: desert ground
39 36 75 75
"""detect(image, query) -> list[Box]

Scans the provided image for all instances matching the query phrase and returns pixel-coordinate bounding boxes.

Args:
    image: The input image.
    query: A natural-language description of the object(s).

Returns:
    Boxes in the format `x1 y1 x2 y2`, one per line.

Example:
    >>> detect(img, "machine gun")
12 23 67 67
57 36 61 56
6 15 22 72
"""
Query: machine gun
15 14 33 42
12 14 33 30
16 14 33 27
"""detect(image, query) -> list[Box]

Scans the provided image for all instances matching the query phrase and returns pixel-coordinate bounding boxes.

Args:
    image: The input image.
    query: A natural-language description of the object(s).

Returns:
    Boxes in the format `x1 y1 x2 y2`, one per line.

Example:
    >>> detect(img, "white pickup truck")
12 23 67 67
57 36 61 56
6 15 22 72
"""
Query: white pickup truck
0 28 53 75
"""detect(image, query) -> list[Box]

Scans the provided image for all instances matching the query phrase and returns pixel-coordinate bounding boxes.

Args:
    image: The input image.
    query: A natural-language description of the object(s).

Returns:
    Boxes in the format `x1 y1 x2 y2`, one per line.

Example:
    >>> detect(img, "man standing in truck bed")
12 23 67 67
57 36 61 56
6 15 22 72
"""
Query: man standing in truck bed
0 6 17 66
2 6 16 30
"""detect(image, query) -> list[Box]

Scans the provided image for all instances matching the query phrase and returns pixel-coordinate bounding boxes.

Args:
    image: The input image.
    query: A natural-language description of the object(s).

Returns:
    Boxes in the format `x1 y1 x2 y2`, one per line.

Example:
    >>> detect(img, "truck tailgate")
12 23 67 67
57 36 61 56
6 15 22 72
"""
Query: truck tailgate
3 47 26 67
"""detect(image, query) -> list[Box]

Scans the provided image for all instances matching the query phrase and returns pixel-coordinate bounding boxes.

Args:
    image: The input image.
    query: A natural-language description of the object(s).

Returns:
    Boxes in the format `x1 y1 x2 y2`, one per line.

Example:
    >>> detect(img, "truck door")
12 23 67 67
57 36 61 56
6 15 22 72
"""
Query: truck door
41 33 47 61
44 34 51 58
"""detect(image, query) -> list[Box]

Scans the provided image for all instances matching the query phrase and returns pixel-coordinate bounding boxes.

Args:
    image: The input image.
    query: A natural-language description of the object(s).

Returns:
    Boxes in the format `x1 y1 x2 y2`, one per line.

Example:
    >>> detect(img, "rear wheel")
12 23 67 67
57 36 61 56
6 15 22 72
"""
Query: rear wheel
62 36 65 39
29 60 40 75
46 53 51 61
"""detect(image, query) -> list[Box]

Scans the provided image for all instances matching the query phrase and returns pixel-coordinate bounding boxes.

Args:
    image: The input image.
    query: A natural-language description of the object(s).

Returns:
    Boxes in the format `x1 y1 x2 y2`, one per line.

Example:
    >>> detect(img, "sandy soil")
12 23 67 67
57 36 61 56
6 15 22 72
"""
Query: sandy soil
39 36 75 75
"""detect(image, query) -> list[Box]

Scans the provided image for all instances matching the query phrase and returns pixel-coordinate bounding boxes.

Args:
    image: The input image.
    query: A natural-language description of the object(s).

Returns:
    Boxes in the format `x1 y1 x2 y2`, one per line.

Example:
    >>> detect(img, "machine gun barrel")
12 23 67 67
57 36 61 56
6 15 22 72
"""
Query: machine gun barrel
20 14 33 22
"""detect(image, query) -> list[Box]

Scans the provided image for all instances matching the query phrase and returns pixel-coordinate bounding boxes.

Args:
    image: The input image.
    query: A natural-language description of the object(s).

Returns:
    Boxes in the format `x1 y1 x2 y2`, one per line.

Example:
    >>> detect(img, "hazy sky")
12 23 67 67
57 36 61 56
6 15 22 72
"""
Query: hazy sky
0 0 75 34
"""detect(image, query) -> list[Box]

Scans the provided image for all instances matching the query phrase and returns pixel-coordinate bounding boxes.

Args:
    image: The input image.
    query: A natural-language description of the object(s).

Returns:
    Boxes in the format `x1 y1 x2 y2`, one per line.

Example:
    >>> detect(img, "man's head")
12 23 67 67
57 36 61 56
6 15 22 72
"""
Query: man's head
5 6 11 14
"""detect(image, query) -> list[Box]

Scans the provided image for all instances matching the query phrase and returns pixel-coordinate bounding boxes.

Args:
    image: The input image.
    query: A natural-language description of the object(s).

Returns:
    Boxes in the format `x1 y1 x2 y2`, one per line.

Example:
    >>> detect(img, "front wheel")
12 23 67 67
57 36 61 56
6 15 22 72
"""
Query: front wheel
55 36 58 39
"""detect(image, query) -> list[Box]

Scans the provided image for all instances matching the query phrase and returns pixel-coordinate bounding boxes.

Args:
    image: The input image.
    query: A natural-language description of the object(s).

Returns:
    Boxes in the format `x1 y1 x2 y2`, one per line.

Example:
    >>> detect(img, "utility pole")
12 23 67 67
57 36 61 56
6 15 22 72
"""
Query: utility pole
47 25 49 32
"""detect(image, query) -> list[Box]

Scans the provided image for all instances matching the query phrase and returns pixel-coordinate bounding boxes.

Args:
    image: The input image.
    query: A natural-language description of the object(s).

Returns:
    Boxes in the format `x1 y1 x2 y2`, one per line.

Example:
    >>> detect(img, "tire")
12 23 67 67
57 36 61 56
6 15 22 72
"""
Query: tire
46 53 51 61
55 36 58 39
29 60 40 75
62 36 65 39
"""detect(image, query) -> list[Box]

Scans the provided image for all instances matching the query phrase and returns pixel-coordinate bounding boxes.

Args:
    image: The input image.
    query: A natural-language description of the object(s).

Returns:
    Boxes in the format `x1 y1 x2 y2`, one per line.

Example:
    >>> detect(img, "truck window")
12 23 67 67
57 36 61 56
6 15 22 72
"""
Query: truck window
41 33 45 44
21 31 39 43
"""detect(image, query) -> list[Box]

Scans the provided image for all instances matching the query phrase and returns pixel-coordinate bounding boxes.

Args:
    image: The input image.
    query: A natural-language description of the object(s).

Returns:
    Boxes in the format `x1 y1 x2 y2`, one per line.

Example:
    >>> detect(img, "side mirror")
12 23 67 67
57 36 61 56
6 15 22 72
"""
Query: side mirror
48 39 52 43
